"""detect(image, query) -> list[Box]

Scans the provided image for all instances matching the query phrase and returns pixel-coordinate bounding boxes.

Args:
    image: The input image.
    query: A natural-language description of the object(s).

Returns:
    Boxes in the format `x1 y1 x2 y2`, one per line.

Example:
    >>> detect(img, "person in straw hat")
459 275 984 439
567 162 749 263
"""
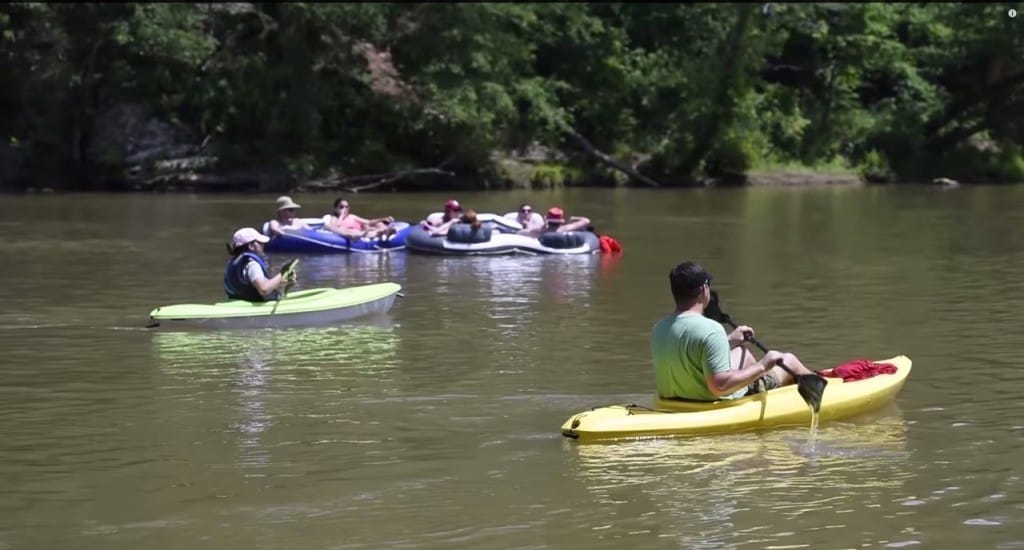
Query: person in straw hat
266 195 312 237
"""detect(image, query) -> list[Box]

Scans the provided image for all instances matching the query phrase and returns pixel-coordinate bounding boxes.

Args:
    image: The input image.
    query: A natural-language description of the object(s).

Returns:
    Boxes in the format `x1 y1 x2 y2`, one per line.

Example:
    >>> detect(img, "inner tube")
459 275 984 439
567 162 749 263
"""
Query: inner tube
262 220 412 253
406 224 601 256
424 212 523 234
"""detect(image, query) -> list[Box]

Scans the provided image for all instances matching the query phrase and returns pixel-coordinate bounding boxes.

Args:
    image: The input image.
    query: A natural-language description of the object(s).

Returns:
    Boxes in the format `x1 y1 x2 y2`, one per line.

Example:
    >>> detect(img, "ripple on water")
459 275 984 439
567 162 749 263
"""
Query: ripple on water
4 189 1024 548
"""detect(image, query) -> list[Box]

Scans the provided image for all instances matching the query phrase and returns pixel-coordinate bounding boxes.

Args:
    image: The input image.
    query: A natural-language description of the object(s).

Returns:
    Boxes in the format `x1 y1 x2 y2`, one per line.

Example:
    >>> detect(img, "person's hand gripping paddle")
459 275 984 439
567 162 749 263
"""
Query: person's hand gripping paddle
705 290 827 413
269 258 299 319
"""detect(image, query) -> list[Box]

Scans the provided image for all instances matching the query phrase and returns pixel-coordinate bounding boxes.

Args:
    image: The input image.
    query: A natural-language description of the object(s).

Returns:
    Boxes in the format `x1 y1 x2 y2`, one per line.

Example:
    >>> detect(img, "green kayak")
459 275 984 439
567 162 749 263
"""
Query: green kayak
147 282 402 330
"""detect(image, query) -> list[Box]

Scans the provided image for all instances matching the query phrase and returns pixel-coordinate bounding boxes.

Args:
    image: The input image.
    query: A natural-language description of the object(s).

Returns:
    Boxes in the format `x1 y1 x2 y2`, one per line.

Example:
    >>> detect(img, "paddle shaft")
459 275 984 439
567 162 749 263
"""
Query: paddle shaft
708 290 827 413
268 281 291 318
720 315 797 378
269 260 299 318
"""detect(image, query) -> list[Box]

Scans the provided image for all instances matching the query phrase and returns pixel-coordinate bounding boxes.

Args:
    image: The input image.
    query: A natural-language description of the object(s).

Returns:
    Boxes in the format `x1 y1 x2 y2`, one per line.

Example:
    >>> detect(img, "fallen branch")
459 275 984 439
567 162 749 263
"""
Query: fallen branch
566 128 661 187
297 167 455 193
138 171 265 192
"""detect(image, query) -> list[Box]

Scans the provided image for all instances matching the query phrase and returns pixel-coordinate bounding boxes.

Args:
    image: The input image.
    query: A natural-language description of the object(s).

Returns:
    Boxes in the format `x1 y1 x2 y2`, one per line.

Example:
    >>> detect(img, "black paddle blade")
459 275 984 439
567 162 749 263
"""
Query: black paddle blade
705 290 726 323
796 374 828 413
281 259 298 277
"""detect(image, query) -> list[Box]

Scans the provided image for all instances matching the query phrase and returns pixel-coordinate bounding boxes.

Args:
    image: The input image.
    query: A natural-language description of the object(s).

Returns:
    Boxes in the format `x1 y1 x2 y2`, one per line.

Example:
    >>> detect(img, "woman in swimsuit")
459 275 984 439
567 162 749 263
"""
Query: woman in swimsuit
322 197 395 239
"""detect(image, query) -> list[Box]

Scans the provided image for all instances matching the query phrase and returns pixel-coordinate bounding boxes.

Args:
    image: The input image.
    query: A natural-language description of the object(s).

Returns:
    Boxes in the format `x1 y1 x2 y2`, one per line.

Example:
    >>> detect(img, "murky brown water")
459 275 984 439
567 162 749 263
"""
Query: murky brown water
2 185 1023 548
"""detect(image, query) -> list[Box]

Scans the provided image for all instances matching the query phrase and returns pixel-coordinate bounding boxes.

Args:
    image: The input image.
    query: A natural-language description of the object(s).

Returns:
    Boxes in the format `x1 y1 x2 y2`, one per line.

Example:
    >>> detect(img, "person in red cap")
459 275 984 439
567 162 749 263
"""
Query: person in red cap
428 209 483 237
423 199 464 228
519 206 591 237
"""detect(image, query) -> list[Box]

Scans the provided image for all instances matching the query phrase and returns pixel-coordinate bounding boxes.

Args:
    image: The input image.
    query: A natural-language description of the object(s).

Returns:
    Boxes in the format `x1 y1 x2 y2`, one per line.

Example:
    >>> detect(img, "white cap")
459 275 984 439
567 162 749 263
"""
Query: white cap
232 227 270 248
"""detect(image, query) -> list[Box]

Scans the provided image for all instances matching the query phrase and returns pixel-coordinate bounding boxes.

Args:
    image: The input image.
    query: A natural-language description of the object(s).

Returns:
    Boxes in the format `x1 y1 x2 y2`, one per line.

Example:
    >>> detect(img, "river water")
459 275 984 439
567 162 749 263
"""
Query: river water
1 185 1022 548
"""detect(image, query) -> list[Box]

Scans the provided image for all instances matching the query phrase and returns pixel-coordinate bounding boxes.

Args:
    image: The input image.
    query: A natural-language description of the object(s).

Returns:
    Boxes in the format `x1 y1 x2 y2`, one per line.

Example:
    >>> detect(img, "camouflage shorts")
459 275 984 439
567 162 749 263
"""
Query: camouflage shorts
745 369 782 396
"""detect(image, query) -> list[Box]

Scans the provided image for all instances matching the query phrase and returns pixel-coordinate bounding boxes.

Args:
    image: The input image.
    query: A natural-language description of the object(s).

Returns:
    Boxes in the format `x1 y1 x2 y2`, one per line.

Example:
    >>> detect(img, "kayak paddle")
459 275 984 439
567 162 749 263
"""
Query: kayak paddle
705 290 828 413
269 258 299 319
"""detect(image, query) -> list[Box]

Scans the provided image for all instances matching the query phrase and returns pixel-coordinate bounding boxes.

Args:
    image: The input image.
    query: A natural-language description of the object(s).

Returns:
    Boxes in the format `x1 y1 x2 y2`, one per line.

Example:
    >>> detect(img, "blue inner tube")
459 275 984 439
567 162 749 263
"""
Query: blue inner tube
264 221 412 254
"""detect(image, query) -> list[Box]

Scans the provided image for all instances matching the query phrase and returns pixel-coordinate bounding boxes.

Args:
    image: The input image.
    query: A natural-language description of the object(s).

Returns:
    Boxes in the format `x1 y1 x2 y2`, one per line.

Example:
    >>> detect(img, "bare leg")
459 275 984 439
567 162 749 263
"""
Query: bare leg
730 346 757 371
763 351 814 387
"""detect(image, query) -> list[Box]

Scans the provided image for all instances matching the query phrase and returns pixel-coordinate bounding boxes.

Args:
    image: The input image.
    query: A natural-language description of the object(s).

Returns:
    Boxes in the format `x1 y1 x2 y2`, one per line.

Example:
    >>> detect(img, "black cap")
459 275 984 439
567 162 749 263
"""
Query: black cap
669 261 713 301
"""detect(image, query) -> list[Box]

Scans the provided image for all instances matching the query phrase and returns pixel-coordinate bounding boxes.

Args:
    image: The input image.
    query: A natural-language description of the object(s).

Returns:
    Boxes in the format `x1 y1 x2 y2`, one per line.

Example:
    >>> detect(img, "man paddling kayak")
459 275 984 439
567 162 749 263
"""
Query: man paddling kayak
224 227 296 302
651 261 816 401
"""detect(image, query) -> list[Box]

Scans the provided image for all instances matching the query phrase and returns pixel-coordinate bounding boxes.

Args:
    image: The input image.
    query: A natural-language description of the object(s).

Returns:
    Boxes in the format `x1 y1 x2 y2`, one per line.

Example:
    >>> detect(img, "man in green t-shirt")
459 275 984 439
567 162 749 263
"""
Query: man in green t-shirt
651 261 816 401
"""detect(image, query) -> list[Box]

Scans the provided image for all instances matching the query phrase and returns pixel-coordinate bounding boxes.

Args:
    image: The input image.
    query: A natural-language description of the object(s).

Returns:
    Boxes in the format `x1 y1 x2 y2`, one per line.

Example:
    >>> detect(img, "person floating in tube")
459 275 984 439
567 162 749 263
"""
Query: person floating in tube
518 207 591 237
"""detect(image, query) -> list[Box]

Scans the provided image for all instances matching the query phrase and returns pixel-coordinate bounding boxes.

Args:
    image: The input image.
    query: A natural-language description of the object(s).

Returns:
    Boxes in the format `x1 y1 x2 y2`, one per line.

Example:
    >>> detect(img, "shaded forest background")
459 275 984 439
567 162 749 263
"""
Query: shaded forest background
1 3 1022 192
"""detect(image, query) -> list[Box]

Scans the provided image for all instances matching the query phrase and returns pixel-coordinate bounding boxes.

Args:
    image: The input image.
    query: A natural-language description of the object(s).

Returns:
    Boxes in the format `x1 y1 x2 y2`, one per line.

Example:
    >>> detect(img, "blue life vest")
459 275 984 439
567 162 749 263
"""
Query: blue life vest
224 252 278 302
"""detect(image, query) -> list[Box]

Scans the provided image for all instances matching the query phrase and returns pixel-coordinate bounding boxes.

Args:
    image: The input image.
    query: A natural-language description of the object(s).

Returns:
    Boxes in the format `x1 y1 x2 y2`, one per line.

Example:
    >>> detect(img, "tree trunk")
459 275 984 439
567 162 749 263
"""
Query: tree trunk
679 3 757 176
72 40 103 166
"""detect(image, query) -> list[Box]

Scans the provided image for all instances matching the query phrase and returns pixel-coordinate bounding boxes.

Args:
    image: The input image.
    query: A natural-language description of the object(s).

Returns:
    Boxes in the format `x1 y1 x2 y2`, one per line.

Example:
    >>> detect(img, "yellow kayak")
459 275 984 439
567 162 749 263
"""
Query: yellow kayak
561 355 912 442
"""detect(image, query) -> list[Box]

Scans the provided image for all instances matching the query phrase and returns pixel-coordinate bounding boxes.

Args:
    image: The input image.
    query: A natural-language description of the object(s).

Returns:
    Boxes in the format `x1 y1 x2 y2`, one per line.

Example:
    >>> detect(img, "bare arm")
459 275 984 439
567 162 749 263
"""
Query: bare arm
558 216 591 232
244 261 287 298
358 214 395 226
431 218 459 236
706 362 769 397
703 327 763 397
321 220 365 239
253 272 285 298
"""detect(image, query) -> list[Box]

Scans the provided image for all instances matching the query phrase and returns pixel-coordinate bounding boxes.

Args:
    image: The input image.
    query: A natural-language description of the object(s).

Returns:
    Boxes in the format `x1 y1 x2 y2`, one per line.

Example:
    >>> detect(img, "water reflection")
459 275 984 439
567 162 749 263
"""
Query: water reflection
566 407 912 546
267 251 408 292
8 187 1024 548
399 254 606 337
153 325 400 469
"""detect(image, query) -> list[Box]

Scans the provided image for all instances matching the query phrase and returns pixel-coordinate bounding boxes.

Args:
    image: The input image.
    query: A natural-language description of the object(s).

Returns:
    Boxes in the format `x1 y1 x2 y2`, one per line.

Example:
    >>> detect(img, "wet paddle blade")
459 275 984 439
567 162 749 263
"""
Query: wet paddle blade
705 291 726 323
797 374 828 413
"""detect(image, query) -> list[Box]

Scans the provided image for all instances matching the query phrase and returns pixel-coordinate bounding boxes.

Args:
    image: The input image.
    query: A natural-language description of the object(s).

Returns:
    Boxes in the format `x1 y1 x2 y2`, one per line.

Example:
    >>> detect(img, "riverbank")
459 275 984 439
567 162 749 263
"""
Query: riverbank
7 168 993 194
0 143 1003 194
8 169 862 193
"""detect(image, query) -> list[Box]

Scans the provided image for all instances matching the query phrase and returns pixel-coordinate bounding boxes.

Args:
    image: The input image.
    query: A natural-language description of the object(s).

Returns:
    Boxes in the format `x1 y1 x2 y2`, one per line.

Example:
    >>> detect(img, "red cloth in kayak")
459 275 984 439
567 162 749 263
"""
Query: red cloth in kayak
819 359 897 381
599 235 623 254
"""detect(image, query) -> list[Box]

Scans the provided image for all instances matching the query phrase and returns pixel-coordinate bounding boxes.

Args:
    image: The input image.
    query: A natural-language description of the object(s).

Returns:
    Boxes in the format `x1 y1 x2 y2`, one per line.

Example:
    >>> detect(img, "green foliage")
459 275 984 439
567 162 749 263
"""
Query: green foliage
858 149 893 182
530 163 583 189
1 3 1023 187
